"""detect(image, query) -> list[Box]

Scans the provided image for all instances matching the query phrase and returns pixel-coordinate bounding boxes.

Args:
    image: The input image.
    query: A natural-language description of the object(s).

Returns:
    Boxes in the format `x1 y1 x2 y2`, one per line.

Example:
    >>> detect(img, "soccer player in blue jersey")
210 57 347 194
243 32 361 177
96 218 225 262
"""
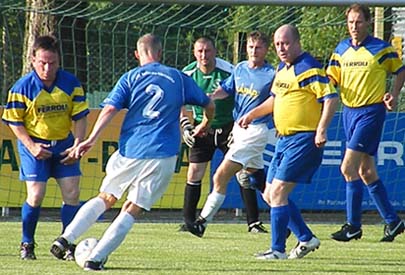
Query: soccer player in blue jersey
327 4 405 243
239 24 338 260
50 33 215 271
2 35 89 260
186 31 275 237
179 36 267 234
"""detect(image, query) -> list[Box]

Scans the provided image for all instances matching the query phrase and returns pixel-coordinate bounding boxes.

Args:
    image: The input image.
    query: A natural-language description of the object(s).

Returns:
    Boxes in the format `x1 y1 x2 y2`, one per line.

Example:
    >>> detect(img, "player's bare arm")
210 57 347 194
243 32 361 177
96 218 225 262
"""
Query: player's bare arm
8 124 52 160
238 96 274 128
61 116 88 165
384 69 405 111
74 104 119 158
209 86 229 100
315 96 339 148
192 99 215 136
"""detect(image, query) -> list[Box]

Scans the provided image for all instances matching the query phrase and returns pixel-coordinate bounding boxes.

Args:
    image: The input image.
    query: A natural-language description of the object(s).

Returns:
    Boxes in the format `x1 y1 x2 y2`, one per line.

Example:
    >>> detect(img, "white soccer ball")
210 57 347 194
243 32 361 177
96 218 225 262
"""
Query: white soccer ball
74 237 107 268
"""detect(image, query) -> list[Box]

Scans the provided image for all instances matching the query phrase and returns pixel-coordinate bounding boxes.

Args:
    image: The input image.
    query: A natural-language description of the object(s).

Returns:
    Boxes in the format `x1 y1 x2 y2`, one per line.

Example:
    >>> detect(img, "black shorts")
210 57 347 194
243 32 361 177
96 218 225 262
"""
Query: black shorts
189 122 233 163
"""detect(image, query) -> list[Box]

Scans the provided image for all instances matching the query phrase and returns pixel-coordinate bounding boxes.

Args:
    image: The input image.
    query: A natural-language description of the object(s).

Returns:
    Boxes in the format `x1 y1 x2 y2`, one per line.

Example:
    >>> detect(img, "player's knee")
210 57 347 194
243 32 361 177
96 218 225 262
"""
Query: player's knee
98 192 117 209
62 188 80 204
26 191 45 207
340 162 355 178
122 200 143 218
249 169 266 192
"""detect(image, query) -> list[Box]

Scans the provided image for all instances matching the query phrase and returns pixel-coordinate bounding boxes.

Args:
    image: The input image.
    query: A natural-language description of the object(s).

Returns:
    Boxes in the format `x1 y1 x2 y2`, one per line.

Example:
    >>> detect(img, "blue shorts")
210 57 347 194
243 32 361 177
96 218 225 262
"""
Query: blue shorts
18 133 81 182
343 103 385 155
266 132 323 184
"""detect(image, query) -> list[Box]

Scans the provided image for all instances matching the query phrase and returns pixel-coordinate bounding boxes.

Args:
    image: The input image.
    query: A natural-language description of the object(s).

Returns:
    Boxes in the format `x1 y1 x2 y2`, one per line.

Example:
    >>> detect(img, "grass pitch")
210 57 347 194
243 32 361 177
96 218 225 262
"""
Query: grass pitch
1 221 404 274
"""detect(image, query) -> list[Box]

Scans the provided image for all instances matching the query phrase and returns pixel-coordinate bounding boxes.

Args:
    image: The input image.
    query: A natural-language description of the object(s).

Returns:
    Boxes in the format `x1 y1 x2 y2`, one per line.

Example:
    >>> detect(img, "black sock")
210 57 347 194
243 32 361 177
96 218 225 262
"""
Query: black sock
240 186 260 226
183 183 201 224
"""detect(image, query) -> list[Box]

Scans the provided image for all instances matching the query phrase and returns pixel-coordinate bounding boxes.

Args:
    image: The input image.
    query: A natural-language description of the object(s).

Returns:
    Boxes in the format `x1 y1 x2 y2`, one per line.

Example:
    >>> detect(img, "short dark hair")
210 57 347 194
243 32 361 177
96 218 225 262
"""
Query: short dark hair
248 30 270 47
32 35 59 56
346 4 371 22
194 36 216 49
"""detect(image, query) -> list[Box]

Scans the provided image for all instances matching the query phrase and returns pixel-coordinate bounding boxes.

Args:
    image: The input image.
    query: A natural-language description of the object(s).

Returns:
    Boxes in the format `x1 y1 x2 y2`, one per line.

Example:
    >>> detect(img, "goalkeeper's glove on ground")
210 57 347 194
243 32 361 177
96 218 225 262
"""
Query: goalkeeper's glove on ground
180 117 195 148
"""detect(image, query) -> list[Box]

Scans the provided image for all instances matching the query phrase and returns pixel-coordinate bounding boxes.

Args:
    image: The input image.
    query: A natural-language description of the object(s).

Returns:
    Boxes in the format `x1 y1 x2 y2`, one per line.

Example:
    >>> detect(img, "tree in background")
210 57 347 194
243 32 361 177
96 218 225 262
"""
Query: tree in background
297 6 347 66
22 0 56 75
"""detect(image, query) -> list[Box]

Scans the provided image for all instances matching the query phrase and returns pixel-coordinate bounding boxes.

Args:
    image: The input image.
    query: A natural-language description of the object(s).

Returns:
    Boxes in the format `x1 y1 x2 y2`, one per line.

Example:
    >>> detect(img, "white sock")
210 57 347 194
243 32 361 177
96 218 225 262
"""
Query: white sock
200 191 226 222
89 211 135 262
62 197 106 243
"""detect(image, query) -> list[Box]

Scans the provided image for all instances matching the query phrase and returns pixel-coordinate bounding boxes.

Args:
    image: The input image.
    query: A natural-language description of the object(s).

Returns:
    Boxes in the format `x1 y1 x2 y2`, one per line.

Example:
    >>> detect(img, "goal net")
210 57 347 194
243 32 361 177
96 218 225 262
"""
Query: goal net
1 1 405 219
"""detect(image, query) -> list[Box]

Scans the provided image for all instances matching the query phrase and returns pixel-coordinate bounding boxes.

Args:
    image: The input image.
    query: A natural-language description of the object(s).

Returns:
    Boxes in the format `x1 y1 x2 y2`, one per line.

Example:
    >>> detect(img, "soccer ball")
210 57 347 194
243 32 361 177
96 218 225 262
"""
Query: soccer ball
74 237 107 268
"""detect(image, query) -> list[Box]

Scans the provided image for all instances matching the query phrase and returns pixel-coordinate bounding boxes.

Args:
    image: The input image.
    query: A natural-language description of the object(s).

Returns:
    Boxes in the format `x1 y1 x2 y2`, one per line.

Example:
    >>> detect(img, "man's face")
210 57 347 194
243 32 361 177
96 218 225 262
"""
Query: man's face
246 38 268 64
32 49 59 85
347 10 369 43
193 41 216 68
274 28 299 64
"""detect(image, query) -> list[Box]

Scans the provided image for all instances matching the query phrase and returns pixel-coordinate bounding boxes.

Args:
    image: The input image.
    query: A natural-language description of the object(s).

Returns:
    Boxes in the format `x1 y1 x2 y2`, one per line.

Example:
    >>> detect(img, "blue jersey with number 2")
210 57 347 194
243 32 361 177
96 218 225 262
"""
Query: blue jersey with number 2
102 62 210 159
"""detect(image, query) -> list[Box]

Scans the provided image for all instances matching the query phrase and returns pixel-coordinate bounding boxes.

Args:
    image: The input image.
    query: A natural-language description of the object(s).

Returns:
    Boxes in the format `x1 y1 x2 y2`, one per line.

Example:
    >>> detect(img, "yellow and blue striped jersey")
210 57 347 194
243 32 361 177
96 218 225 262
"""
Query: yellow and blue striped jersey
327 35 405 107
272 52 337 136
2 70 89 140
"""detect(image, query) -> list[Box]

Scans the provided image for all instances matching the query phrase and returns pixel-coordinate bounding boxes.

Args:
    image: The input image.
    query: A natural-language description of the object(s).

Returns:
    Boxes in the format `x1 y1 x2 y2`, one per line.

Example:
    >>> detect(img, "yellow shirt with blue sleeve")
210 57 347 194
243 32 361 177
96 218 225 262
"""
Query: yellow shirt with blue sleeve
2 69 89 140
272 52 338 136
327 35 405 107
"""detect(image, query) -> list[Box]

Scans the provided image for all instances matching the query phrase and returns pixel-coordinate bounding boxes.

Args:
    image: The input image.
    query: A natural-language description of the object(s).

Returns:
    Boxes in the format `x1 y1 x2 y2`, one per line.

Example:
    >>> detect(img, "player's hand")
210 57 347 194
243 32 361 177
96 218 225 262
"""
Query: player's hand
383 93 397 111
30 143 52 160
180 117 195 148
237 114 253 129
60 138 82 165
315 130 327 148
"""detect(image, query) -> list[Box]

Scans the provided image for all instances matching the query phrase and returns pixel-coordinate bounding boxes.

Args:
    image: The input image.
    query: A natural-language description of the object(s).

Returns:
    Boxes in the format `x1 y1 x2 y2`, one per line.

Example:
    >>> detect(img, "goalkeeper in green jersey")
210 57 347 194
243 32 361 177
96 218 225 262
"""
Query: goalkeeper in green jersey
179 36 267 233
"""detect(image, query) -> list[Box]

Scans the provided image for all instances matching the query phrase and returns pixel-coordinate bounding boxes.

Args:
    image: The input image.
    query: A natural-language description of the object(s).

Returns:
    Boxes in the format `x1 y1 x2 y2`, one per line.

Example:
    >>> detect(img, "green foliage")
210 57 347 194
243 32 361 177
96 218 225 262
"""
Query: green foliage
297 6 347 65
1 221 405 274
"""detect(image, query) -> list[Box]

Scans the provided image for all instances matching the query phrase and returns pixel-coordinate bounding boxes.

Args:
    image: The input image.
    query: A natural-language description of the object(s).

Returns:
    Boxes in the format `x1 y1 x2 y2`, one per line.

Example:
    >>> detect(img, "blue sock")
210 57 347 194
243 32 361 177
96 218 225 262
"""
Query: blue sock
287 199 312 242
270 205 289 253
367 179 399 224
249 169 265 192
346 179 363 229
61 204 81 233
21 202 40 243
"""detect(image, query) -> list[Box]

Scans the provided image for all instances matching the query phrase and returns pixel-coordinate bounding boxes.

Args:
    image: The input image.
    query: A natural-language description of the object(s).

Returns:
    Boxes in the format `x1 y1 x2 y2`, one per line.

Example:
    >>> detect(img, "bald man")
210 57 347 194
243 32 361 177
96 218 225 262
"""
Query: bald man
238 24 338 260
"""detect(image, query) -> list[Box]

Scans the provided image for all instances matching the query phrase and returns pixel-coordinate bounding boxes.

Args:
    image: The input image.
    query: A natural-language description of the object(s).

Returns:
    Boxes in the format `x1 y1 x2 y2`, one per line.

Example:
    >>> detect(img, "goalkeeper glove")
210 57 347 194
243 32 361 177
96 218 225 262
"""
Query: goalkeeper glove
180 117 195 148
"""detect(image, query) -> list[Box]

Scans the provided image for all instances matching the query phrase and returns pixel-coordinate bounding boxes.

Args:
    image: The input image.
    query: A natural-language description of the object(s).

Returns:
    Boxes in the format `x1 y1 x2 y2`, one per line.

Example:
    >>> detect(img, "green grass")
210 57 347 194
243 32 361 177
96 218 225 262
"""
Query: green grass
1 221 405 274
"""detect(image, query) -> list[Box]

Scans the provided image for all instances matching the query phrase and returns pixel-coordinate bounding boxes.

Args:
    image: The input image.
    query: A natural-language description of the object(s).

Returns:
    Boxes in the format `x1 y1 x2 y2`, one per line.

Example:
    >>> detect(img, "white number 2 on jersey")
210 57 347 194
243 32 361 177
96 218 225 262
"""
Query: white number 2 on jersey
143 84 164 119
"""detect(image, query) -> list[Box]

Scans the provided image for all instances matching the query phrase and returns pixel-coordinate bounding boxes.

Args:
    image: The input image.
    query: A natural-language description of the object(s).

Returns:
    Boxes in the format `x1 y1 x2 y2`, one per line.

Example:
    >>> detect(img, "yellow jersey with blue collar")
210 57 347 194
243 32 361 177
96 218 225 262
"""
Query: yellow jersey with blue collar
2 69 89 140
272 52 337 136
327 35 405 107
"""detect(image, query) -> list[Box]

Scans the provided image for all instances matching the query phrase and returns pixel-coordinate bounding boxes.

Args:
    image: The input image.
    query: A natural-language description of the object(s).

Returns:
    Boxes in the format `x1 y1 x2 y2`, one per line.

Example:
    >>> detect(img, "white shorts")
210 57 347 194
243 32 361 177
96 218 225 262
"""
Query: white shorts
99 151 177 211
225 122 269 169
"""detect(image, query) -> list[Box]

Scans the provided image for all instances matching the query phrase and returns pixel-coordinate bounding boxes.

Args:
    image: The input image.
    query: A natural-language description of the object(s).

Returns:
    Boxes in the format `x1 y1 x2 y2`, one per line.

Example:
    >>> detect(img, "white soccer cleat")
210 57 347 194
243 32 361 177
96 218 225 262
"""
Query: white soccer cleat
288 236 320 259
255 249 287 260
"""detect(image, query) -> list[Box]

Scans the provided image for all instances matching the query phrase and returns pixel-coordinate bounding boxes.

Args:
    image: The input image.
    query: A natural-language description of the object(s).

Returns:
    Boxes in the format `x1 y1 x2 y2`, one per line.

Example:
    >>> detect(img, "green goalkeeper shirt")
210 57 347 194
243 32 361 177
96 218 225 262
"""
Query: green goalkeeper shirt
183 58 234 129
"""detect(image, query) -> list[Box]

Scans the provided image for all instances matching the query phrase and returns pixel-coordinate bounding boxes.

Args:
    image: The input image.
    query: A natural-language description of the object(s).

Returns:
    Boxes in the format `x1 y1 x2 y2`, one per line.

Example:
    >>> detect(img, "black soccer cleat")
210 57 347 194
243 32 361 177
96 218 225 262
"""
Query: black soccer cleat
331 223 362 242
83 260 104 271
20 242 37 260
380 220 405 242
248 222 268 233
50 236 70 260
186 217 206 238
